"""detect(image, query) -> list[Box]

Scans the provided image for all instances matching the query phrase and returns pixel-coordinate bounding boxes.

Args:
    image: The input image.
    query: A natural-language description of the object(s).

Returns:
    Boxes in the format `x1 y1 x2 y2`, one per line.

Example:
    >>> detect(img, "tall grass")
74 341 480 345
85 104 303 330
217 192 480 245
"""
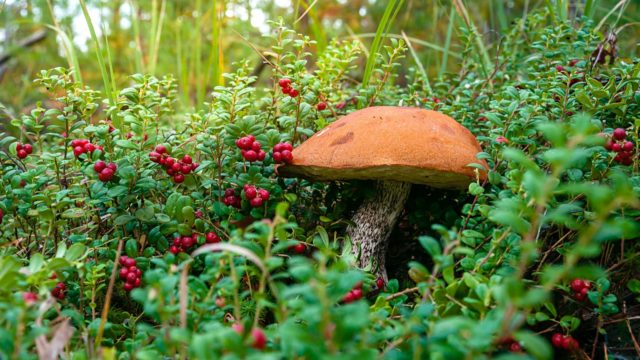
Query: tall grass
79 0 116 107
362 0 405 87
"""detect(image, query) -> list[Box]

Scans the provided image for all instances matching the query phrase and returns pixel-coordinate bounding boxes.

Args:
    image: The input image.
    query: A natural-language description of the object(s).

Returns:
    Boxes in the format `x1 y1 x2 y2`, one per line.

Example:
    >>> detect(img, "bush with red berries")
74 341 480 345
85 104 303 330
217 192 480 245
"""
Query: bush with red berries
93 160 117 182
15 142 33 159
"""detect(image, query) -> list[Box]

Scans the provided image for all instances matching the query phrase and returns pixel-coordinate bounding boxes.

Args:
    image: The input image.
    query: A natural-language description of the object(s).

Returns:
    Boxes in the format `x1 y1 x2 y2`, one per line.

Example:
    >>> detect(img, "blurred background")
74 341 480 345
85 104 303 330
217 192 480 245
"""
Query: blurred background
1 0 639 113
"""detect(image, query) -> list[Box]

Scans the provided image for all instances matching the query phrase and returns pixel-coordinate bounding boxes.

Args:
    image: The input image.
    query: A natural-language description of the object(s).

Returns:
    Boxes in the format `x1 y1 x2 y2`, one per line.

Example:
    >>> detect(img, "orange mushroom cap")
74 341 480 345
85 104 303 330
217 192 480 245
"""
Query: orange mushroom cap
278 106 488 189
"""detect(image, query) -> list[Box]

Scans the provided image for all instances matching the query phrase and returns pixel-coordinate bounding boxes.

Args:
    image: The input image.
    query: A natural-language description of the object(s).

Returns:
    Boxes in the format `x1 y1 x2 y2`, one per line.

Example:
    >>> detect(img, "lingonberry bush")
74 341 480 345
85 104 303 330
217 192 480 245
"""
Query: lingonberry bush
0 11 639 360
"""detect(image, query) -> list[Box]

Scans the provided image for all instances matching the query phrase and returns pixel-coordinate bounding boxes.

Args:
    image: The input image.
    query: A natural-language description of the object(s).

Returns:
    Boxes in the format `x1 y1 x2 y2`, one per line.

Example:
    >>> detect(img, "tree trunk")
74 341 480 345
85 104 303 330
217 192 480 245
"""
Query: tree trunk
347 180 412 281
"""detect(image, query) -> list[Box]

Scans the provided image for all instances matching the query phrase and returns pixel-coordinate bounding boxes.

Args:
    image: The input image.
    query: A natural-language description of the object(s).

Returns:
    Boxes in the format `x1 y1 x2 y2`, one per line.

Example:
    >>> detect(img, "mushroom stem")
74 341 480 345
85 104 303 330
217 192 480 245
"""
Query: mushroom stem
347 180 412 281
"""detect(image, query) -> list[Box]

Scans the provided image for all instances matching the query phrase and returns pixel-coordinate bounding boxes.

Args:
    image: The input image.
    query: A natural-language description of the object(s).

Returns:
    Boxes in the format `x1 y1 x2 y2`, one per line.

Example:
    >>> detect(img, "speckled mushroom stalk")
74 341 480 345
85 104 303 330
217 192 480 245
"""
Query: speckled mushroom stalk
346 180 411 281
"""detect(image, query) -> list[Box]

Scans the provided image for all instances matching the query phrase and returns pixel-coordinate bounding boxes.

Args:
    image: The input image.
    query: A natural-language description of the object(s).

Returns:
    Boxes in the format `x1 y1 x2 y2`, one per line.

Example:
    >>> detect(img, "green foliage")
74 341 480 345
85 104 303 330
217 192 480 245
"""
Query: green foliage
1 7 640 360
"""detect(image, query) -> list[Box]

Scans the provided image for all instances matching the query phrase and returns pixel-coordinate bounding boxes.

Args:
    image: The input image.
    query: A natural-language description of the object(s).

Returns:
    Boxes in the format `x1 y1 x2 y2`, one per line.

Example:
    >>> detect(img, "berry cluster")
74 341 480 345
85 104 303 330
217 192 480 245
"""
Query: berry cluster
118 256 142 292
149 145 199 183
232 323 267 350
570 278 592 302
342 282 363 304
223 188 242 208
93 160 118 182
71 139 103 158
551 333 579 351
51 282 66 300
278 78 298 98
243 184 270 207
235 135 266 162
169 234 199 254
272 142 293 164
15 142 33 159
605 128 635 165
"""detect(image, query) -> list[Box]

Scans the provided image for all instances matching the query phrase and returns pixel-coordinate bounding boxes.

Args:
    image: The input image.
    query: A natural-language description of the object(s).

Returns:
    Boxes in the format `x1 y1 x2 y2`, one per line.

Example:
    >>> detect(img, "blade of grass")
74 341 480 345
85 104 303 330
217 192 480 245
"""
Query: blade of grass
149 0 167 76
206 0 224 90
45 1 83 85
401 31 431 93
595 0 628 33
348 33 462 59
129 0 144 73
362 0 405 87
452 0 492 76
299 0 326 53
176 18 190 107
103 26 117 101
584 0 597 19
194 0 204 107
440 6 456 77
79 0 114 106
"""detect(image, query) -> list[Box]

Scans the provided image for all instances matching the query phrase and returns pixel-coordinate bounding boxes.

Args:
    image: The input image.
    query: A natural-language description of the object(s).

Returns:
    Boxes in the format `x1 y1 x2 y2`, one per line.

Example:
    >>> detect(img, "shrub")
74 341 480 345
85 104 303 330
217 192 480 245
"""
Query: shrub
0 10 639 360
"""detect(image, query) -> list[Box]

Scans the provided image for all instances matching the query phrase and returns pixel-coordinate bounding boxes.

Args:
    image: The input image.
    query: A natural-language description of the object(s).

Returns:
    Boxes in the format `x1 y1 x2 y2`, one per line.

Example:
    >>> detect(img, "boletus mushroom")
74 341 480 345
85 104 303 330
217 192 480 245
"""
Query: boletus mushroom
277 106 487 280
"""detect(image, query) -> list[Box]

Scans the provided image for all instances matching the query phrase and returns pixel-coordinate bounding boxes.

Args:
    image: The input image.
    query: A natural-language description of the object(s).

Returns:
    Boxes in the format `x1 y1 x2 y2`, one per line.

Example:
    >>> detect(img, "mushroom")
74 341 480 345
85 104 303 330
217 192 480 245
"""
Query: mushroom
277 106 487 280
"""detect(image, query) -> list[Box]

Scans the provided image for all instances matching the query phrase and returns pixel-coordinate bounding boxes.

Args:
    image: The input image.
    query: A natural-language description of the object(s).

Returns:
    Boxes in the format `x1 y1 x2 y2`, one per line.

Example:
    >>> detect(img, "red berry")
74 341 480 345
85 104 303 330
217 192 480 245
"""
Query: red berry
282 86 291 94
237 137 252 150
351 288 362 300
134 277 141 287
23 144 33 154
71 140 81 147
250 197 263 207
293 243 306 254
224 188 235 197
509 342 522 352
569 59 579 66
342 292 355 304
17 149 27 159
575 292 586 301
570 279 585 292
126 272 138 283
612 143 622 152
182 155 192 164
195 210 203 218
165 157 175 167
99 168 114 182
278 78 291 87
119 256 128 266
273 151 283 162
57 282 66 290
251 328 267 350
556 65 565 72
205 232 220 244
170 162 180 172
281 150 293 163
289 89 299 98
83 143 93 153
191 163 199 171
94 160 107 173
73 146 84 157
107 163 117 172
174 174 185 183
251 141 261 151
119 268 129 280
257 150 266 161
124 282 134 291
23 292 38 305
376 277 385 290
169 245 180 254
604 141 614 151
273 143 283 152
317 102 327 110
166 168 176 176
623 141 634 151
182 165 192 174
124 258 136 267
182 236 195 248
243 150 258 162
155 145 167 154
496 136 509 144
79 139 89 146
244 186 257 200
613 128 626 140
281 143 293 151
551 333 563 348
257 189 269 200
